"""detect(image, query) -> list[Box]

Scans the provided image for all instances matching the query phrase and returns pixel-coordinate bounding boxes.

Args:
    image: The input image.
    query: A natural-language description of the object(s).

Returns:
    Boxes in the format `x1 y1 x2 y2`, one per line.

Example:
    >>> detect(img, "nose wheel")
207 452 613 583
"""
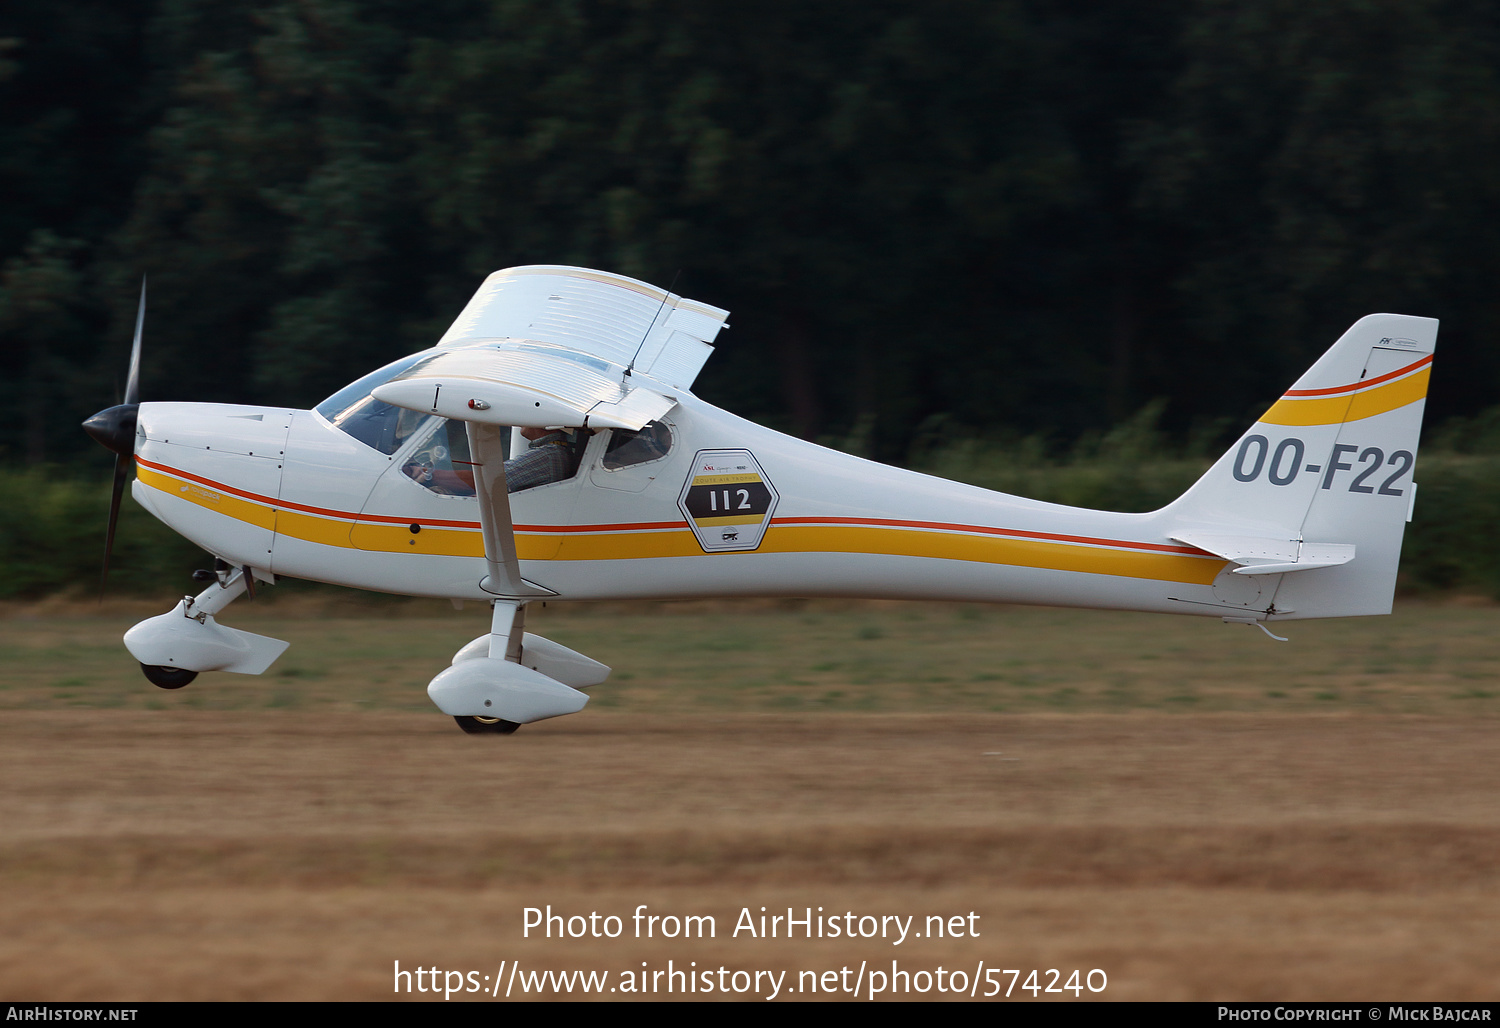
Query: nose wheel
454 716 519 735
140 663 199 690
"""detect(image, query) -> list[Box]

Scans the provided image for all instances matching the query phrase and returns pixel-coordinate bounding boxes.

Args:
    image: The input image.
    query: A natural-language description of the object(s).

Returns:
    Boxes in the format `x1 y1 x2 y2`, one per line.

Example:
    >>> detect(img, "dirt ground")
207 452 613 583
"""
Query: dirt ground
2 708 1498 1001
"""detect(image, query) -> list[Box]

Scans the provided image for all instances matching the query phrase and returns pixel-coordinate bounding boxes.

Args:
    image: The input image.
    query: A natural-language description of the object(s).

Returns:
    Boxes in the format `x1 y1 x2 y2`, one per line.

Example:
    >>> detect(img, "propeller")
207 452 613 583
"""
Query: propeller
82 277 146 594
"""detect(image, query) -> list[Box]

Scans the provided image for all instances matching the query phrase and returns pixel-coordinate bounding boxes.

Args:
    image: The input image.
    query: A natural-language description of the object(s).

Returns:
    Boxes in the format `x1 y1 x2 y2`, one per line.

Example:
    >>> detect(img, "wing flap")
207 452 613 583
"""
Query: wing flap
587 385 678 431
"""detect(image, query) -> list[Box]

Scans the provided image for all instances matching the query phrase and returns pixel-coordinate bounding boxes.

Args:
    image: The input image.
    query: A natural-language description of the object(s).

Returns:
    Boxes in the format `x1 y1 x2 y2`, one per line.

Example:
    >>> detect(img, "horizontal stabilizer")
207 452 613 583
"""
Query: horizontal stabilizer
1172 532 1355 576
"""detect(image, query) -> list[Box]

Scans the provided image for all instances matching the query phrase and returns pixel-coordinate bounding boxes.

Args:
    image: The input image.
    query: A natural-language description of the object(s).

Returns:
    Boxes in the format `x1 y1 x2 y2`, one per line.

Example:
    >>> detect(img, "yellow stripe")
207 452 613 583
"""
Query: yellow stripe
141 463 494 557
691 473 763 485
1260 367 1430 426
556 525 1224 584
349 522 486 557
278 508 357 548
554 530 702 561
691 514 766 527
761 526 1222 584
142 464 1223 583
138 465 277 531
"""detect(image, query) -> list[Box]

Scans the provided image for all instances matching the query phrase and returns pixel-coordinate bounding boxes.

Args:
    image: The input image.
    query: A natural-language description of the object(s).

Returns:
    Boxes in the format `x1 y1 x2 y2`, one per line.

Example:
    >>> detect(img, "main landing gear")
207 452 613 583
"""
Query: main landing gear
141 663 198 689
429 598 596 735
453 715 520 735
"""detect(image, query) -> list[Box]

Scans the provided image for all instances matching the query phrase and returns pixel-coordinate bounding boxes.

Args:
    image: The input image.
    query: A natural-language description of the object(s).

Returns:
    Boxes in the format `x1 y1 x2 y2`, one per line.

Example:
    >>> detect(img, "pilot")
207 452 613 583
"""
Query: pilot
503 426 581 492
403 424 583 494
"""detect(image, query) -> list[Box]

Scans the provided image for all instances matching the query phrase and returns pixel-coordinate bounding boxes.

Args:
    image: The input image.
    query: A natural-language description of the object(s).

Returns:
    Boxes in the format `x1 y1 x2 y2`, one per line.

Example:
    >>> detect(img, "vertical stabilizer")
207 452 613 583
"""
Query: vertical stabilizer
1166 314 1436 619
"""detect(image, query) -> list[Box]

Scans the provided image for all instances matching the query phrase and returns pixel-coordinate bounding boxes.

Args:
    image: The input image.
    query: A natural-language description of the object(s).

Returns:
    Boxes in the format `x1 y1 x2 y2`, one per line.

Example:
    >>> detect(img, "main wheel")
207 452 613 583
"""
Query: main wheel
140 663 198 690
454 715 520 735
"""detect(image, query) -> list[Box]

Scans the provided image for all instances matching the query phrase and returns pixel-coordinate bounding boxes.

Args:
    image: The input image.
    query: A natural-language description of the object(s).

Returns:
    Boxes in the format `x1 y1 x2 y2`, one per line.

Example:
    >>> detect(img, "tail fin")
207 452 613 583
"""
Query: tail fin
1166 314 1437 620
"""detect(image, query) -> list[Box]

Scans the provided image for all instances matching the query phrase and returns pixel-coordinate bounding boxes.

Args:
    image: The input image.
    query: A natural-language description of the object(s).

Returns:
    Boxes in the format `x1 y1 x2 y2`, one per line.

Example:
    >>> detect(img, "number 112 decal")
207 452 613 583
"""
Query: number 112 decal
679 449 780 552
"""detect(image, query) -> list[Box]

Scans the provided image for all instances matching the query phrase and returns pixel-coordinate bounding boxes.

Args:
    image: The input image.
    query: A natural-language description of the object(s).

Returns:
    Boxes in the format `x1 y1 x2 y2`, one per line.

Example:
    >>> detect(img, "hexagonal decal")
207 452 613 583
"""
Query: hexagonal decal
677 449 779 552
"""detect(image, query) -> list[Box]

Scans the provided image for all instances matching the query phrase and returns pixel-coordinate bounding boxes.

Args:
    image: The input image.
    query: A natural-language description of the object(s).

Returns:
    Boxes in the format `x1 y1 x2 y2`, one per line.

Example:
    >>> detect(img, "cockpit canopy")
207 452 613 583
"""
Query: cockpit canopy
315 351 437 454
317 351 675 494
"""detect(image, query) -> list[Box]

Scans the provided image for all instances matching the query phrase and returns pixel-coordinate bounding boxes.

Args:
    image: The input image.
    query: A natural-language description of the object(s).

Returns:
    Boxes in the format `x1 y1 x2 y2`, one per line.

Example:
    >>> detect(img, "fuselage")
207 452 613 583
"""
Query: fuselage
129 390 1239 616
86 268 1432 731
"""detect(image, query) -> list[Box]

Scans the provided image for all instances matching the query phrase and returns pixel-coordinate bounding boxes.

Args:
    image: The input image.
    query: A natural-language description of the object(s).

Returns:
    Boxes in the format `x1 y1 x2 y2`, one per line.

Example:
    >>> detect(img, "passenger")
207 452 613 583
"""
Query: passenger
404 424 582 494
503 426 579 492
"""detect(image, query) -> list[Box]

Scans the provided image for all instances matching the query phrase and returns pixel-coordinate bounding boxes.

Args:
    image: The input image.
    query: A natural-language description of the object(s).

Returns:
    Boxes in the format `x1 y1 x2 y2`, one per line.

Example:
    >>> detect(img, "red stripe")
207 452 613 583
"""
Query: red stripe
1283 354 1431 397
768 515 1211 556
136 456 483 529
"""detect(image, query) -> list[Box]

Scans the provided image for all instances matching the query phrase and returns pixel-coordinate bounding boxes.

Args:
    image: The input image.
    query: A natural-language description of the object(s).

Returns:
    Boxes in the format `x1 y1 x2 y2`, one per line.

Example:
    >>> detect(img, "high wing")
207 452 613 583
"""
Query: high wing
373 340 679 430
371 265 729 431
437 265 728 378
371 266 730 597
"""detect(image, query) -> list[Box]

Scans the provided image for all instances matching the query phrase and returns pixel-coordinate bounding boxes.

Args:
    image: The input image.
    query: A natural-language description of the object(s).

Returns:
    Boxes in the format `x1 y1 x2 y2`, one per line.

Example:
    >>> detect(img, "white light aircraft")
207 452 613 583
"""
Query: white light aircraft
83 266 1435 734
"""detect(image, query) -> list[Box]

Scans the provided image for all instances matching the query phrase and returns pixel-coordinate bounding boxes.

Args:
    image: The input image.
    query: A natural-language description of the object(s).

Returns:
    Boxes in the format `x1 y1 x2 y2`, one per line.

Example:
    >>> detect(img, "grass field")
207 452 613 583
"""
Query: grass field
5 595 1500 715
2 597 1498 1001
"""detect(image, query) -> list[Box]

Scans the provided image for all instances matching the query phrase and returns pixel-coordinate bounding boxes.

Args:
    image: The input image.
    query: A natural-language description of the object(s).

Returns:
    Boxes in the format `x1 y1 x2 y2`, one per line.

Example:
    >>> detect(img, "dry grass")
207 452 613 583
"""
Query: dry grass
3 599 1500 1000
2 706 1499 1000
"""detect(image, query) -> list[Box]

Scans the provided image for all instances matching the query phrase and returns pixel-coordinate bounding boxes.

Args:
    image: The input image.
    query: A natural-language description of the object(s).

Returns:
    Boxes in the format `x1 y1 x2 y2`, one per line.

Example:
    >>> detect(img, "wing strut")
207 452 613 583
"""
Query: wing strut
465 422 554 599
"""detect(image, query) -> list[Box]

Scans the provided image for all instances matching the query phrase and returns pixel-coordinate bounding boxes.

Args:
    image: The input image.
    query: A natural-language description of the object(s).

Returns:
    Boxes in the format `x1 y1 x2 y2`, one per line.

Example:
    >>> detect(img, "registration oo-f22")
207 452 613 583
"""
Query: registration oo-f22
82 266 1435 734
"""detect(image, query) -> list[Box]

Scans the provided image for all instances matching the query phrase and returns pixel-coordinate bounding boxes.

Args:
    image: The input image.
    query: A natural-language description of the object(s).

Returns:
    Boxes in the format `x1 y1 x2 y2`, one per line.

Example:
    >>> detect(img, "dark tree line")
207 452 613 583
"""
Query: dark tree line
5 0 1500 467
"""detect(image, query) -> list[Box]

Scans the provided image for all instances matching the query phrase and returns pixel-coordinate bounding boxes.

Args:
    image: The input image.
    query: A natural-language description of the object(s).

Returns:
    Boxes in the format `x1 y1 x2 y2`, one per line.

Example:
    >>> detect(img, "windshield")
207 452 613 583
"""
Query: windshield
316 351 436 454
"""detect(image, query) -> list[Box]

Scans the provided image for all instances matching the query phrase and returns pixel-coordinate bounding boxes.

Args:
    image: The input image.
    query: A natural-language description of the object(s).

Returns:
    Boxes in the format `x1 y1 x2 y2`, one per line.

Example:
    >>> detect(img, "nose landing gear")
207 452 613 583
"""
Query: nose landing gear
124 566 289 690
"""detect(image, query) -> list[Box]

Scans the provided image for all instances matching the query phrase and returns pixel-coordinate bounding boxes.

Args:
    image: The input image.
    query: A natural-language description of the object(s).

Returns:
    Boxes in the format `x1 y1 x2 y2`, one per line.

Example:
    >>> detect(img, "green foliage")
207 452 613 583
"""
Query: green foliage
1393 453 1500 596
909 401 1211 512
6 0 1500 471
1126 0 1500 421
0 469 205 598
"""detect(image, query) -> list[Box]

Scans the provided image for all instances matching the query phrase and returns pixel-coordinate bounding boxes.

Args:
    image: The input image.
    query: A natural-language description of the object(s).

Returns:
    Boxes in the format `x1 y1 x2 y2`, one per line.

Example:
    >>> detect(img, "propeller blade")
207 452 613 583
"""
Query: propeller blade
92 275 147 597
124 276 145 406
100 452 130 595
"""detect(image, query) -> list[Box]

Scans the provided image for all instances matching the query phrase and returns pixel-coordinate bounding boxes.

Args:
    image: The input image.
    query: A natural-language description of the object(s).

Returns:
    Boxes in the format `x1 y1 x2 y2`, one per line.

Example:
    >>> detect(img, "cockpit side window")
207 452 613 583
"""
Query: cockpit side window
316 352 435 454
403 418 477 496
601 421 673 470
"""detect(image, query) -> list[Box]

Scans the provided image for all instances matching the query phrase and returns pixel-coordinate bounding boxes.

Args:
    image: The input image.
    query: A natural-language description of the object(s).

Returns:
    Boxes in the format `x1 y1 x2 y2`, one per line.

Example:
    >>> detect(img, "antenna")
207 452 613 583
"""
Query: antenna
625 268 681 379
